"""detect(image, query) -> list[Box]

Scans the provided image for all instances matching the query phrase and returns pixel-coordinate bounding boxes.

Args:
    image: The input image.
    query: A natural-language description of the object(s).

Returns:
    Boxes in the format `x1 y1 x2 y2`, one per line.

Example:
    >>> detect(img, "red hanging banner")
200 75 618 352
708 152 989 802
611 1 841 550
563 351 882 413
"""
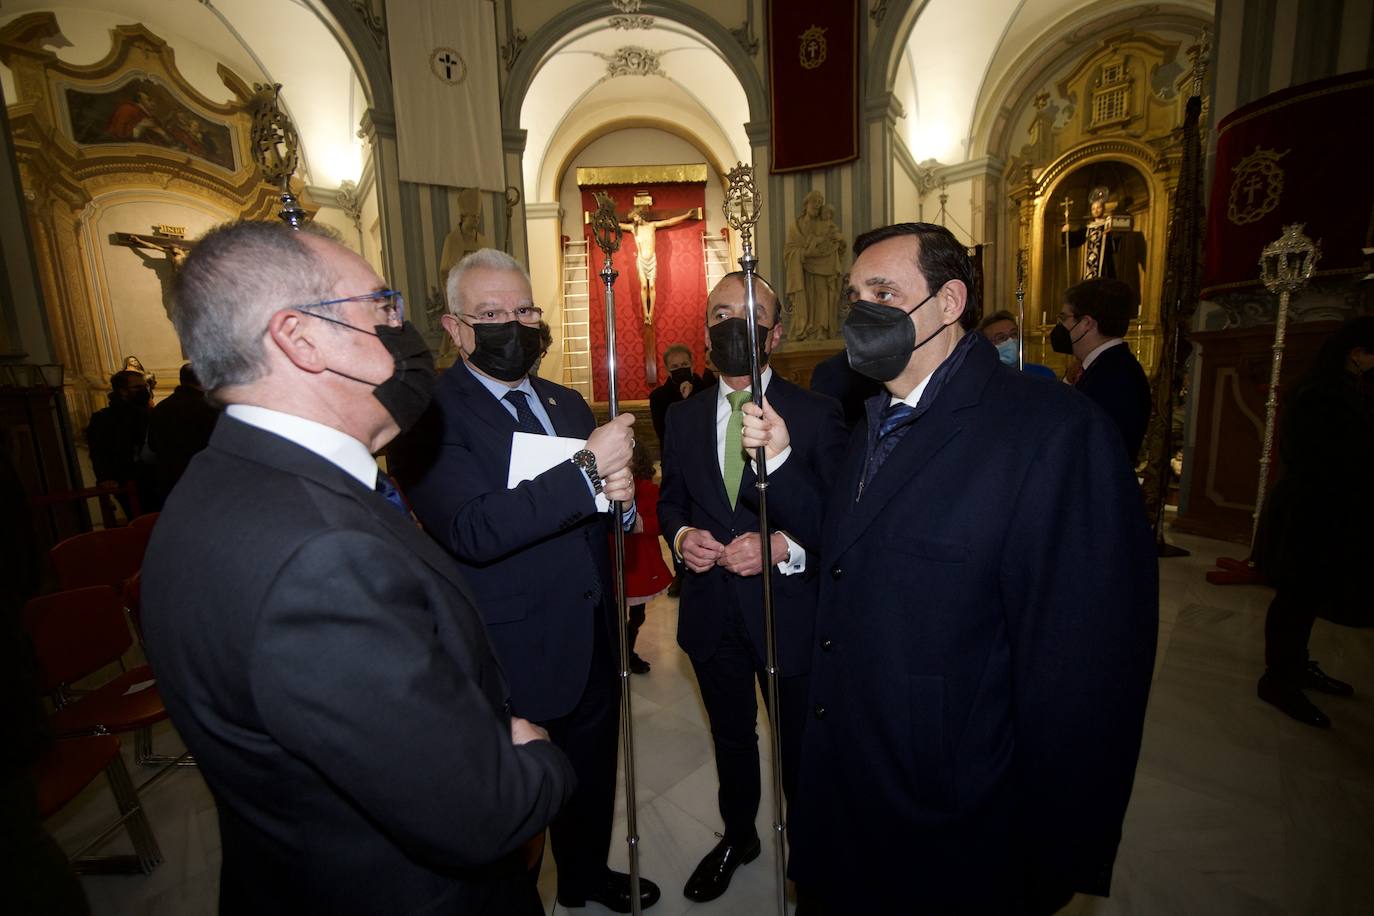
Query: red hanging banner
767 0 859 173
1201 70 1374 298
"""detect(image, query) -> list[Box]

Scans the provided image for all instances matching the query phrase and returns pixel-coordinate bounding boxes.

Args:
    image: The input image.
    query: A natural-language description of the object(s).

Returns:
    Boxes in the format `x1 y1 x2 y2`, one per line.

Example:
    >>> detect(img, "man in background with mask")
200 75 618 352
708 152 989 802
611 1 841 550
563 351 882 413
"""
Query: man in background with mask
142 221 574 915
649 343 707 446
978 309 1057 381
741 223 1156 915
86 367 159 514
658 272 846 903
1051 277 1152 465
393 248 662 914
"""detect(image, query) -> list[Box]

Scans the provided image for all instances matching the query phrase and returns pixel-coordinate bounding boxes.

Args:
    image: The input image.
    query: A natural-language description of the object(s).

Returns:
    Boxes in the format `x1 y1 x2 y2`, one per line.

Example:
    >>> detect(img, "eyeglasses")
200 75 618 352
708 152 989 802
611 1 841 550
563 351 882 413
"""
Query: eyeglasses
462 305 544 325
294 289 405 326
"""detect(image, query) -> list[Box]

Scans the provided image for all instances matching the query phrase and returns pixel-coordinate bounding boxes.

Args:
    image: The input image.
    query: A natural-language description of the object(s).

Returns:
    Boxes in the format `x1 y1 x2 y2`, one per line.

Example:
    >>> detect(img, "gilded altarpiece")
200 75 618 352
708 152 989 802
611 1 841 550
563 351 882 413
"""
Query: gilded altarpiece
0 15 297 428
1006 34 1204 378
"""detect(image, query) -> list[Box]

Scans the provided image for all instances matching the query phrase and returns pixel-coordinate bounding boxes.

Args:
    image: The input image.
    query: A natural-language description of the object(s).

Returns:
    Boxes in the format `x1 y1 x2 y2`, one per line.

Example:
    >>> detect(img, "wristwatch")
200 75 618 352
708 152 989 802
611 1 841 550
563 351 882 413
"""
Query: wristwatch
571 448 604 494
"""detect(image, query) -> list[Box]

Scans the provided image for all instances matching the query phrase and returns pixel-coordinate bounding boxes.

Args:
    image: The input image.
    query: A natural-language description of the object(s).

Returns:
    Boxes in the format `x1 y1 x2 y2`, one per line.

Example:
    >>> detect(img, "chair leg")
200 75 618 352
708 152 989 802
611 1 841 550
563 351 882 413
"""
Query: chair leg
134 725 196 768
71 751 163 875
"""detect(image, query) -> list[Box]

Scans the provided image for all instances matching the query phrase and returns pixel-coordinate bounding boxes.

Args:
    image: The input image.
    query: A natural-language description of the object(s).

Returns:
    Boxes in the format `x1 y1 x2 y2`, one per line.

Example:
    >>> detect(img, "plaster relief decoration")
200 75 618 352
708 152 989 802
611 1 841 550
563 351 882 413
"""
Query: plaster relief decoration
65 77 236 171
608 0 653 30
597 45 664 78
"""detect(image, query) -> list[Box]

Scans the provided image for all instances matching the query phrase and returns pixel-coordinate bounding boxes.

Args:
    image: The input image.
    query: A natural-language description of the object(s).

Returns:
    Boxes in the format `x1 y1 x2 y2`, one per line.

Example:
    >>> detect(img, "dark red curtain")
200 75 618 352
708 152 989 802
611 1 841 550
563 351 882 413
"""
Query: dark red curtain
767 0 858 172
1202 70 1374 297
582 183 707 401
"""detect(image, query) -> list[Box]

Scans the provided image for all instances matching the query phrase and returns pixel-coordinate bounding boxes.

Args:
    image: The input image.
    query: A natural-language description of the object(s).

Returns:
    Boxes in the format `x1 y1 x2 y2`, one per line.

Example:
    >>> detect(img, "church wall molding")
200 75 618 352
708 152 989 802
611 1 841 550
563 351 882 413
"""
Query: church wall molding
524 201 562 220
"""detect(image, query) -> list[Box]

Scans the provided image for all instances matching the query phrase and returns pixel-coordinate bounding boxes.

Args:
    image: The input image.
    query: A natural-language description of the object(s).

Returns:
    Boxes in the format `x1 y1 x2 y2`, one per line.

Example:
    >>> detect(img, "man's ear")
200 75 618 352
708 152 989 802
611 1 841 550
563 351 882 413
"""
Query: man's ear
439 313 464 347
767 320 785 351
939 280 968 327
266 310 328 374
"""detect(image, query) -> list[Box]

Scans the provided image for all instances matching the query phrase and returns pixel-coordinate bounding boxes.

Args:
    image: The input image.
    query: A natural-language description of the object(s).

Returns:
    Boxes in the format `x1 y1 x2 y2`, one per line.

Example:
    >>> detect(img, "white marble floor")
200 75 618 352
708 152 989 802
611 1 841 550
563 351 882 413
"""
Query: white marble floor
49 528 1374 915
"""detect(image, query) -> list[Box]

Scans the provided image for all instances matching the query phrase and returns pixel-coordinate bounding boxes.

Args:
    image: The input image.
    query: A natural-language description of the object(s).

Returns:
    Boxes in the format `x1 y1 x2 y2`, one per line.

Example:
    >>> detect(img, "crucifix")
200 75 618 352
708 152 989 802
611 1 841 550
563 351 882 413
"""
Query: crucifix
585 195 703 384
1060 196 1074 285
111 226 195 318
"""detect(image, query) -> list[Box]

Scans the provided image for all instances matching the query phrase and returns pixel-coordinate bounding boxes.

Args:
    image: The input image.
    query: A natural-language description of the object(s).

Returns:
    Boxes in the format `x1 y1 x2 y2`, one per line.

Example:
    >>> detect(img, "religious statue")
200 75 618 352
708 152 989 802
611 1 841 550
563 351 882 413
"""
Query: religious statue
784 190 846 340
111 228 193 323
439 190 489 278
618 205 703 325
1061 186 1145 296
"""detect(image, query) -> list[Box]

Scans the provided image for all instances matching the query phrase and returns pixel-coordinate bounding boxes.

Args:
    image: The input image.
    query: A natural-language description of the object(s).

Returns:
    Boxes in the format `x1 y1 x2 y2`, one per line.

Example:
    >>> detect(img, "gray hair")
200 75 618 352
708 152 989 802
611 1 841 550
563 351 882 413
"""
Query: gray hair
663 343 692 366
445 247 530 314
171 220 336 392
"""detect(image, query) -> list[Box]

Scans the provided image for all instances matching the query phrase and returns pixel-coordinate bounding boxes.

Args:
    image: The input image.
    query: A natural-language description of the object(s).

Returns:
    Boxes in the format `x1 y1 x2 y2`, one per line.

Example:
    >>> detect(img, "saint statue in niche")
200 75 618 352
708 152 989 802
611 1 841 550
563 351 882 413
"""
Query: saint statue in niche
784 190 846 340
1061 186 1146 297
439 189 489 278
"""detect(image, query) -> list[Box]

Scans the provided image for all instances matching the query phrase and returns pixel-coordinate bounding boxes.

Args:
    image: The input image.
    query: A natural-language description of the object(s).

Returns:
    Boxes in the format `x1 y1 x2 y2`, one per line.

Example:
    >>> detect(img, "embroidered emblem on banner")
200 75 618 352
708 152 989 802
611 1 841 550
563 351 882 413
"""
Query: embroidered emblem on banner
1227 147 1288 226
430 47 466 85
799 26 827 70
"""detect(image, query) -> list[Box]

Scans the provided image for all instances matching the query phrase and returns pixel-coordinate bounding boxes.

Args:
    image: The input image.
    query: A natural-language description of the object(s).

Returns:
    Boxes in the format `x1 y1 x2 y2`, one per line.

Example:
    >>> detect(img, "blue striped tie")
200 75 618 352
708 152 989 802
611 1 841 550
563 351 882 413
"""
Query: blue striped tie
878 402 916 439
504 390 546 435
375 472 409 515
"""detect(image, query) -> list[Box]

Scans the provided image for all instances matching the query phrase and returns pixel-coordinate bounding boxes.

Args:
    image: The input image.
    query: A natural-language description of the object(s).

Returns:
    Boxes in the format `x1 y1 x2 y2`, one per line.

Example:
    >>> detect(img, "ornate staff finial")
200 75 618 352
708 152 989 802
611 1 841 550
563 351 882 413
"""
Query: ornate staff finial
1260 223 1321 293
723 162 762 260
591 191 623 258
249 82 306 228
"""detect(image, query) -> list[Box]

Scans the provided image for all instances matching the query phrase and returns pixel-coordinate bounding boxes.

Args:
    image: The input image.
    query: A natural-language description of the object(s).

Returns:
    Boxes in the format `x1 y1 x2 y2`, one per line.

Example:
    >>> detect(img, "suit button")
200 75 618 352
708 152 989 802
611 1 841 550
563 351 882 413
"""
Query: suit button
830 565 842 580
820 638 833 652
583 590 594 600
814 705 827 719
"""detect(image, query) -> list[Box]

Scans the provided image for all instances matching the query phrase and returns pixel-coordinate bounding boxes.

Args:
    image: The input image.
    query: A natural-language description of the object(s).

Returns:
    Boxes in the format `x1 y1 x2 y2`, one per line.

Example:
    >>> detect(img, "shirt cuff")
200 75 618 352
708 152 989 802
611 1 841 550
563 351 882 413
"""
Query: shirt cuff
673 526 692 559
750 444 792 475
620 500 637 531
776 531 806 576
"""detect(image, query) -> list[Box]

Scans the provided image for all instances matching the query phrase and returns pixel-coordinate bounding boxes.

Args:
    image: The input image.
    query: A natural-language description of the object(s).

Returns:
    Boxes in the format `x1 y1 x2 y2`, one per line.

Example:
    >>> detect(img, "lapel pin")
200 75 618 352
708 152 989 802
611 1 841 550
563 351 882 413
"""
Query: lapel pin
548 396 557 406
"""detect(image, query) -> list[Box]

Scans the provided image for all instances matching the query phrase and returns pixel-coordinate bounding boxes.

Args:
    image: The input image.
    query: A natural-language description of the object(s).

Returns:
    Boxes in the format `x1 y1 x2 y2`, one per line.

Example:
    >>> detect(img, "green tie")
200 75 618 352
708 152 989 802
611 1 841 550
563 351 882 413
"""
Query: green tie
723 388 753 509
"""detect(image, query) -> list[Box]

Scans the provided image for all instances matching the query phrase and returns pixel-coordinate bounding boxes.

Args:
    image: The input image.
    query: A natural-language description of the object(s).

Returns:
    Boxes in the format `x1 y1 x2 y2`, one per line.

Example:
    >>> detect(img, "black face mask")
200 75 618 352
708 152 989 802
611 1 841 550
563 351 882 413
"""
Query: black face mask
708 317 770 376
842 293 948 382
668 366 693 386
305 313 436 431
464 319 544 382
1050 317 1085 355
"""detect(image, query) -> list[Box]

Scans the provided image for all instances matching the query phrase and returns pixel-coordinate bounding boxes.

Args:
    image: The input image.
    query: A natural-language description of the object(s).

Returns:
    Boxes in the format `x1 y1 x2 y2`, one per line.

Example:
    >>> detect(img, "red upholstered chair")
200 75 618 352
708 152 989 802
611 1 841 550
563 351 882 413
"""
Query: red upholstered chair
24 586 187 768
128 511 160 548
33 735 163 874
48 525 146 591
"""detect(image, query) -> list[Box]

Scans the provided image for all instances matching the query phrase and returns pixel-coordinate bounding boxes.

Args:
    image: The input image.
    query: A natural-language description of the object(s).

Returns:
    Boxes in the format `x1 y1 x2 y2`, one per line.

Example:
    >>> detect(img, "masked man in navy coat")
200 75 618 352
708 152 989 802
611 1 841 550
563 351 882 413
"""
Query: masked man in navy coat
143 222 575 916
658 272 847 902
742 224 1157 914
391 249 660 914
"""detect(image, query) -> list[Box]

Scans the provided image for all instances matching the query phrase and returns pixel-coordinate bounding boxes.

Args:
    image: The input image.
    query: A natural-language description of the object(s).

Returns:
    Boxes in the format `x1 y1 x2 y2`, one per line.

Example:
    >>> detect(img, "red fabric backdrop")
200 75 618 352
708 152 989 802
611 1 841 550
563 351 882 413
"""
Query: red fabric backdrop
767 0 858 172
1201 70 1374 297
582 182 707 401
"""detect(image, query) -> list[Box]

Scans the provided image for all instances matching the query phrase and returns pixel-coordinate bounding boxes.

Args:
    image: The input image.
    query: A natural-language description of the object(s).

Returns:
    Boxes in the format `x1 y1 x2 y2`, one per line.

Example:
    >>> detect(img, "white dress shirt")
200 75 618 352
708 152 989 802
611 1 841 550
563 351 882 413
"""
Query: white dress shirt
890 370 935 410
674 366 805 575
225 404 380 489
1081 337 1126 371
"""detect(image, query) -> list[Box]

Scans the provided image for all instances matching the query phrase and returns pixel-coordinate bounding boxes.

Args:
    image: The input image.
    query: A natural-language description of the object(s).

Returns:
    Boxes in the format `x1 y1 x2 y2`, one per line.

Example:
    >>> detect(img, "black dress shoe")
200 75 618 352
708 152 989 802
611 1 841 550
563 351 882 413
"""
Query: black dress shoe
557 870 660 912
629 653 651 674
683 835 761 902
1302 661 1355 697
1258 673 1331 728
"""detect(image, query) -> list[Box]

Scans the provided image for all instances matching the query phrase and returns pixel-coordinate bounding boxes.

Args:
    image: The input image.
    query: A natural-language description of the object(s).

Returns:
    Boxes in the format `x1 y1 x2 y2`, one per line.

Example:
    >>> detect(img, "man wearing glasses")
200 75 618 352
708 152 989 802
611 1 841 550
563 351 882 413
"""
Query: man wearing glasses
142 222 575 915
393 248 661 913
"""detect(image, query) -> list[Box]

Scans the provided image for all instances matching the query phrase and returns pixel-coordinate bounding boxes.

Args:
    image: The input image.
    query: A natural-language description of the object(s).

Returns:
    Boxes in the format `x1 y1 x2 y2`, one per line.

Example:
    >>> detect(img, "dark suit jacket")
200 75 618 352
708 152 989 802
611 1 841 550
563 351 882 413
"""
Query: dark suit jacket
772 337 1157 911
147 384 219 497
649 373 708 445
657 375 847 675
390 363 613 722
809 349 882 429
1075 341 1151 464
142 417 574 916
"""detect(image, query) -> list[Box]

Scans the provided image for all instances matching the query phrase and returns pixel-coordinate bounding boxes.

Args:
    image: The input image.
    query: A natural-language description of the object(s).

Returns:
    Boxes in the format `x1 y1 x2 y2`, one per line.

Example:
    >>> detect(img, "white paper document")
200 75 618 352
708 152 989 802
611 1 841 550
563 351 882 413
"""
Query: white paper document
507 432 610 512
123 678 157 696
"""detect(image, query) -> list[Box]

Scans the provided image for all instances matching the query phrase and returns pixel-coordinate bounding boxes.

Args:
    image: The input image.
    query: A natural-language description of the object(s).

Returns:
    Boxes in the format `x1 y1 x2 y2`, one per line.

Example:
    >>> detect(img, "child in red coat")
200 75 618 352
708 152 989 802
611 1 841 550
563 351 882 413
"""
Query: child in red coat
620 435 672 673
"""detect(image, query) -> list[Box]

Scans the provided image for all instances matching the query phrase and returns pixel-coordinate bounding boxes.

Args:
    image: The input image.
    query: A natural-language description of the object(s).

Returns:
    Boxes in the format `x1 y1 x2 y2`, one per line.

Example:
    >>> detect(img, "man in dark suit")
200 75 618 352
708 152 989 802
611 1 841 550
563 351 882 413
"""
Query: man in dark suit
141 221 575 916
392 248 661 914
86 367 158 513
808 347 881 429
147 362 219 497
658 272 846 902
649 343 708 446
742 223 1157 914
1051 277 1152 464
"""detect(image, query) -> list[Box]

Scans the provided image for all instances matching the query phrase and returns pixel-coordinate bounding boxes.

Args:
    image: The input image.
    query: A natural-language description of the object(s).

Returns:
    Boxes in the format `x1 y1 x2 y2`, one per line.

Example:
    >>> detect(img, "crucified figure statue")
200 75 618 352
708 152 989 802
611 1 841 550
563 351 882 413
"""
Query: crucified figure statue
619 205 702 324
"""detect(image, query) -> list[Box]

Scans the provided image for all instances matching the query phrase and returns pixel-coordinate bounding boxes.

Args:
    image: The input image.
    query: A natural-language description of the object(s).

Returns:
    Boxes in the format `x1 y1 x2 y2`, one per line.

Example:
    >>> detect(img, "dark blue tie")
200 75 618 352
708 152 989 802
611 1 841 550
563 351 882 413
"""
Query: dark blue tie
863 402 918 490
375 471 409 515
504 389 546 436
878 402 917 439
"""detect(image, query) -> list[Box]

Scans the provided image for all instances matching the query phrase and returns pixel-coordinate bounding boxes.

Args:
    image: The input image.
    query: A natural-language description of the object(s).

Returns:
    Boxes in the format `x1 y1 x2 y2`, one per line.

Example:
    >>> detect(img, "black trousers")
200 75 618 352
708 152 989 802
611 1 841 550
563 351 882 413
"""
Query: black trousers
1264 590 1316 682
691 606 809 843
539 612 620 897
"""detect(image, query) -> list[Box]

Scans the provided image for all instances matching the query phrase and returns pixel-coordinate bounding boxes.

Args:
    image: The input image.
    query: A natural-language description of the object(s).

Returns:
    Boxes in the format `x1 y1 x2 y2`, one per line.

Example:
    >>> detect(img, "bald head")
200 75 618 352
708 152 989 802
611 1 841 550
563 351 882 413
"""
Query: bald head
709 271 782 326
